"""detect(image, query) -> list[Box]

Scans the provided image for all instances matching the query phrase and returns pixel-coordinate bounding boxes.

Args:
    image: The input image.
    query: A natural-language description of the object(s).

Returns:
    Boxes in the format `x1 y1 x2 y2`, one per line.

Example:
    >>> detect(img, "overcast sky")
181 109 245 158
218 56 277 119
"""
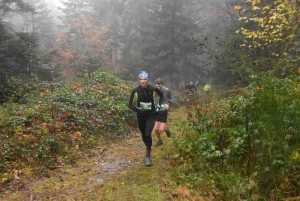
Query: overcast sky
47 0 62 10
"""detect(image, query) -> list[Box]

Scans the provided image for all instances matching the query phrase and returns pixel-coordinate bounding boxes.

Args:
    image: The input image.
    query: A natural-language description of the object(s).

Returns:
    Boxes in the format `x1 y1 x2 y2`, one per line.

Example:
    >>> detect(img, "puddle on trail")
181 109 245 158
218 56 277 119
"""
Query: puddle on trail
99 158 133 173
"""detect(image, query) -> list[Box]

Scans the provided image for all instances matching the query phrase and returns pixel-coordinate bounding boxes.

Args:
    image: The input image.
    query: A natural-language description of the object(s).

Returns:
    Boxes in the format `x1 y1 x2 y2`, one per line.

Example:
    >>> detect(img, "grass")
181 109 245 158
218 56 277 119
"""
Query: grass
1 107 186 201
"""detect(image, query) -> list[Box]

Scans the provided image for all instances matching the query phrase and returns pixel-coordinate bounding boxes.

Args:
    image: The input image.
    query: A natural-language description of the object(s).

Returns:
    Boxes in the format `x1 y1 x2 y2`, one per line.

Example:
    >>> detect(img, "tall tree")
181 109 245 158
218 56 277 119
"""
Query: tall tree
23 0 56 49
115 0 152 80
140 0 204 85
188 0 250 88
0 0 34 15
0 0 36 103
236 0 300 78
56 0 109 77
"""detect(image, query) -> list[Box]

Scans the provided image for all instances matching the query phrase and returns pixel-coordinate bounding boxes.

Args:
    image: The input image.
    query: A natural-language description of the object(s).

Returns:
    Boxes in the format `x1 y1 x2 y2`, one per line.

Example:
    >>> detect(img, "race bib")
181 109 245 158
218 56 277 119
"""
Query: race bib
160 104 165 110
140 102 152 110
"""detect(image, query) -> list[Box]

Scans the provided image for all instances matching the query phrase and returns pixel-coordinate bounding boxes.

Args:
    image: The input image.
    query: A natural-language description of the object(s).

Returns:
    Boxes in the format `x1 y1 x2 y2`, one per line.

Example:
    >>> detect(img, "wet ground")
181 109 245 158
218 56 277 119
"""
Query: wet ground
0 132 156 201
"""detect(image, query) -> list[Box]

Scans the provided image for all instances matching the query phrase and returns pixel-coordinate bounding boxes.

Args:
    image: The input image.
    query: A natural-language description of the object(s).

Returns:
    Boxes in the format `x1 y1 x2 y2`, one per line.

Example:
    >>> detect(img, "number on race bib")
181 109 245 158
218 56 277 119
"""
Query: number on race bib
140 102 152 110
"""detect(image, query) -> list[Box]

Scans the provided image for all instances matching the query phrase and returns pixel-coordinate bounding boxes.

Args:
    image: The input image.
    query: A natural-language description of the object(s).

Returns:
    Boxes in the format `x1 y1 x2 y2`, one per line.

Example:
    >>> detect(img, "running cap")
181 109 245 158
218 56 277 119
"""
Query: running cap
139 71 149 80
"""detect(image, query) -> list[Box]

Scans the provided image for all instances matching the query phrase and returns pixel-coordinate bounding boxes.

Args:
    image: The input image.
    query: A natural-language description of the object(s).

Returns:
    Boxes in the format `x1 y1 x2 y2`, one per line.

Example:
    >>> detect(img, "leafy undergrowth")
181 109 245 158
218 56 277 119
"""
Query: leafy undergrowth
170 77 300 201
0 71 137 184
1 107 206 201
4 75 299 201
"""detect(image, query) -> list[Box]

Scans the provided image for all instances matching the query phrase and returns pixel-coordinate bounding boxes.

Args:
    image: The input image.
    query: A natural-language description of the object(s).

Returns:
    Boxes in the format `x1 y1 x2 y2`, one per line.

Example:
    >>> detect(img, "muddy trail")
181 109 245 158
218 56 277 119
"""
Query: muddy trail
0 111 181 201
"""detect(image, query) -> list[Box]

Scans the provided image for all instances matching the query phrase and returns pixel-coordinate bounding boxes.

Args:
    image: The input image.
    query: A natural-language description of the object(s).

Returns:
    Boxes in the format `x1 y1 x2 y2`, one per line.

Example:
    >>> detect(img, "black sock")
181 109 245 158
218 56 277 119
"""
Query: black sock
146 149 151 157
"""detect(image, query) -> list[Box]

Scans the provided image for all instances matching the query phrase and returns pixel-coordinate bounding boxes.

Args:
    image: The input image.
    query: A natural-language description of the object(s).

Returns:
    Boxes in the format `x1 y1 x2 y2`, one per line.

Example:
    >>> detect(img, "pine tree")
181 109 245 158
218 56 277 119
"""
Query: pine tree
140 0 204 84
23 0 56 49
0 0 36 102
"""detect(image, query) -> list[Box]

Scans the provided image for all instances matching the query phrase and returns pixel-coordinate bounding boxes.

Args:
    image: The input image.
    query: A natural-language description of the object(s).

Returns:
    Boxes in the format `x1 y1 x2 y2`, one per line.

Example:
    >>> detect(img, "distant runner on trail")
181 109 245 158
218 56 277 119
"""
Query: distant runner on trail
184 81 197 103
204 83 211 97
185 81 197 95
153 78 172 147
128 71 164 166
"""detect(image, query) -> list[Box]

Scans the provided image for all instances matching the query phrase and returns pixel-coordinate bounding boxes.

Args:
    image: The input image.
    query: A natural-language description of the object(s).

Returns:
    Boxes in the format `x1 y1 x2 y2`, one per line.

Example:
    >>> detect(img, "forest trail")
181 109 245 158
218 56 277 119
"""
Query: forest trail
1 109 182 201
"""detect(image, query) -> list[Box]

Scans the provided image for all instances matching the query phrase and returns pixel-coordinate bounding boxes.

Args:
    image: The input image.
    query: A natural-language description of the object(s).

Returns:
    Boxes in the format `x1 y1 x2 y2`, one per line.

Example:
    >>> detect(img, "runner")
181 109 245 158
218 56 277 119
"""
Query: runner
153 78 172 146
204 83 211 97
185 81 197 95
128 71 164 166
204 83 211 103
184 81 197 109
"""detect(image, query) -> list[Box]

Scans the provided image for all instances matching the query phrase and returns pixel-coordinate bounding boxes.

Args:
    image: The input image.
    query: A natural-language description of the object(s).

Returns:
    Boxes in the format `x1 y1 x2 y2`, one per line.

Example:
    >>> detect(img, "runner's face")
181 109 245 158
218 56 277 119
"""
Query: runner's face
156 84 162 91
139 77 148 88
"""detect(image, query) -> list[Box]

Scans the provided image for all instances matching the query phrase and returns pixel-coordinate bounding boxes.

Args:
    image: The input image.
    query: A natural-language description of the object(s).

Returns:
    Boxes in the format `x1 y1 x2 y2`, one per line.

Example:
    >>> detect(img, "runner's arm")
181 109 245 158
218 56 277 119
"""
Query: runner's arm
128 91 140 113
155 88 164 106
167 90 173 104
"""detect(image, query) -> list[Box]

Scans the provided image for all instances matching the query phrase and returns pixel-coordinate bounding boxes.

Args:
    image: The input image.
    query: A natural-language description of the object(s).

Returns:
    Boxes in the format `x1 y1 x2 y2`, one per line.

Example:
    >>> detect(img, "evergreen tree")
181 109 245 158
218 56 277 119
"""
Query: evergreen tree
24 0 56 49
0 0 36 103
0 0 34 15
115 0 151 80
93 0 128 71
140 0 204 85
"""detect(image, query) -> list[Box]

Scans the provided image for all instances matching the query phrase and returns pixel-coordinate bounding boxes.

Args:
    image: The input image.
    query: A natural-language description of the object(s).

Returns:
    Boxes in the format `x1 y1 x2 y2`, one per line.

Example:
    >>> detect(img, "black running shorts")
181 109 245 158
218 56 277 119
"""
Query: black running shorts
155 110 168 123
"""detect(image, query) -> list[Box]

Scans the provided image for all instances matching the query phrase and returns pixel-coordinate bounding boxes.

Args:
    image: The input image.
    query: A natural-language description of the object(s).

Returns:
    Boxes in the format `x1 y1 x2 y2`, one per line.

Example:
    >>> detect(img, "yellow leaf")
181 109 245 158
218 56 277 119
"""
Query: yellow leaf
239 17 247 21
252 0 261 6
278 3 286 9
235 5 242 11
252 6 260 10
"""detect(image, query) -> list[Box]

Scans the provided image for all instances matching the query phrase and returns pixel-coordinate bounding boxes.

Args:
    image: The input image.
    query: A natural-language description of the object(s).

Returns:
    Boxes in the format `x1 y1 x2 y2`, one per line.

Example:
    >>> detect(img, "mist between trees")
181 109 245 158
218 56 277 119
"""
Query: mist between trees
0 0 254 101
1 0 299 102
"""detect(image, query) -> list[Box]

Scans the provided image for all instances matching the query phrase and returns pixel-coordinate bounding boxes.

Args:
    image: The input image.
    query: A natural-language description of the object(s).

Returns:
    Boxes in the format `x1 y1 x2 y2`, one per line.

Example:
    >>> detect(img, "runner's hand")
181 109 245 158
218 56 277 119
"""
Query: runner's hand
164 104 169 110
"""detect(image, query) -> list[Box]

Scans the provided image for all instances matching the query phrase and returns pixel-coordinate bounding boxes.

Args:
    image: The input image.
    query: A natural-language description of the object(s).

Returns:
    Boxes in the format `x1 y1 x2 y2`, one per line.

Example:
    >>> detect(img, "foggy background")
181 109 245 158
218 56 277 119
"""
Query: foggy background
0 0 246 92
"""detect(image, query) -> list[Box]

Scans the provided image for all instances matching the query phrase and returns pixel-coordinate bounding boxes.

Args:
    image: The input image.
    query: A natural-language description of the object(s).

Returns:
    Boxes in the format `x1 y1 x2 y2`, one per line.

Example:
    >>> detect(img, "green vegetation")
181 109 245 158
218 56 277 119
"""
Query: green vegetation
1 74 300 200
1 1 300 200
170 76 300 200
0 71 136 183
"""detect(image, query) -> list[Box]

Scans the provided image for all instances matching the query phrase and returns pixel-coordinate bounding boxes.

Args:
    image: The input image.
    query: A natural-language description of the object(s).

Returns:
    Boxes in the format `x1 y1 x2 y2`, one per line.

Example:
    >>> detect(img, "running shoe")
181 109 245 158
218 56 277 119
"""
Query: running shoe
145 156 152 166
165 127 171 138
154 140 163 146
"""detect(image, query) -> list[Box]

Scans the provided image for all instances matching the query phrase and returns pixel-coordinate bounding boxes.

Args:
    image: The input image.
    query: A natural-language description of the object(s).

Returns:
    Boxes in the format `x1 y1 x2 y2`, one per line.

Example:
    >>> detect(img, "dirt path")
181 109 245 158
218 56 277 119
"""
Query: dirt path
1 127 176 201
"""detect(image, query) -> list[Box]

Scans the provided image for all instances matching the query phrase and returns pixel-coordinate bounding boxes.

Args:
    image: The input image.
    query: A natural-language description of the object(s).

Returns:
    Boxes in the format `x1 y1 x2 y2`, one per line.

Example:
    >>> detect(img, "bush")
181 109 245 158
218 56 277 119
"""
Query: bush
0 70 136 182
172 75 300 200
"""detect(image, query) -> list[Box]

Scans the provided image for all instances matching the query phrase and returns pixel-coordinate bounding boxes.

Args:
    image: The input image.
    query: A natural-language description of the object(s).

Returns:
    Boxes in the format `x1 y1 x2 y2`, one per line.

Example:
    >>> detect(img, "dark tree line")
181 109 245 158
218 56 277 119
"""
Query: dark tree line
0 0 251 103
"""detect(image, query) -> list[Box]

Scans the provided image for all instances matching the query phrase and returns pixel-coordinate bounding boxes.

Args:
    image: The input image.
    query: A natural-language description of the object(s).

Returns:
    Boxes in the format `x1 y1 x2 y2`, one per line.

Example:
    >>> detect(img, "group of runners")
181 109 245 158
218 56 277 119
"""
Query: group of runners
128 71 211 166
